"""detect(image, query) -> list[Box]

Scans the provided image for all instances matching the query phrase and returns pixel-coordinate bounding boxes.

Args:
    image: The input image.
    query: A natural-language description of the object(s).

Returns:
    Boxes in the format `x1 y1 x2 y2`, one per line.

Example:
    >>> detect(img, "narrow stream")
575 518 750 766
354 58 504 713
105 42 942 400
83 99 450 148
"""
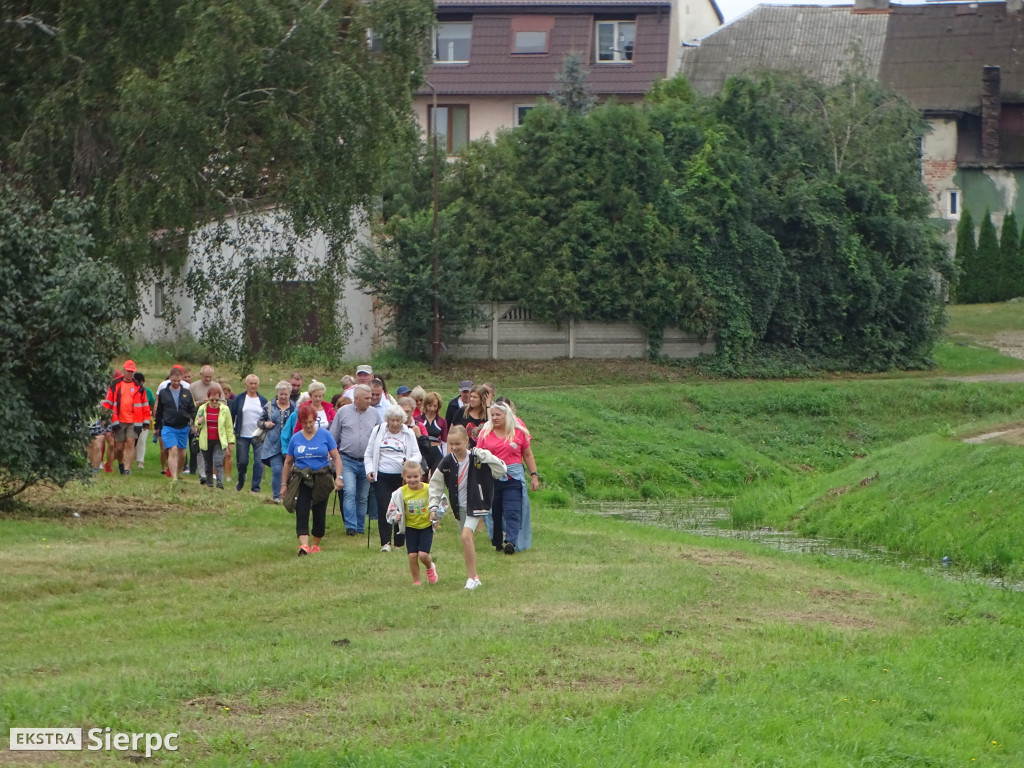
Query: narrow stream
574 499 1023 591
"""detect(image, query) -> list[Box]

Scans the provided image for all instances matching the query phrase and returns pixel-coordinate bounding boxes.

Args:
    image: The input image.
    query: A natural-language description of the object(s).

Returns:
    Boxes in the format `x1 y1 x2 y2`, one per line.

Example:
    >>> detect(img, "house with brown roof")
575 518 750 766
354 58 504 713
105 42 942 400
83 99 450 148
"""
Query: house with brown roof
416 0 723 152
678 0 1024 234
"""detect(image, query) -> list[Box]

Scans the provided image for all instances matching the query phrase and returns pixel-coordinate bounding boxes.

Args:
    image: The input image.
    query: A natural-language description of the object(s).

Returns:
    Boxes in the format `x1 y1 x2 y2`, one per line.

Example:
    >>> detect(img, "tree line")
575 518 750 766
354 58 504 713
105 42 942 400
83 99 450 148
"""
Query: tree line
954 209 1024 304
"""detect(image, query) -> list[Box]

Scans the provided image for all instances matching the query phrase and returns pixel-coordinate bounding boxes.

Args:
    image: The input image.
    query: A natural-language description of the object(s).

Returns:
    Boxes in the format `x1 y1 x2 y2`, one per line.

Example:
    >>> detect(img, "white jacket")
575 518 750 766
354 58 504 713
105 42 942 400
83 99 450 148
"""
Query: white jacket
363 423 422 478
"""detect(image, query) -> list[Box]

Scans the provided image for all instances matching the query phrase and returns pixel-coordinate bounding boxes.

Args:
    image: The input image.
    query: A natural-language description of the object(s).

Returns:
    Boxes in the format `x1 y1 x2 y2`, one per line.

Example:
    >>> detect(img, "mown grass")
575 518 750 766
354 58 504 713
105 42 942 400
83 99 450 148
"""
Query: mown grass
946 302 1024 341
4 473 1024 767
930 339 1024 375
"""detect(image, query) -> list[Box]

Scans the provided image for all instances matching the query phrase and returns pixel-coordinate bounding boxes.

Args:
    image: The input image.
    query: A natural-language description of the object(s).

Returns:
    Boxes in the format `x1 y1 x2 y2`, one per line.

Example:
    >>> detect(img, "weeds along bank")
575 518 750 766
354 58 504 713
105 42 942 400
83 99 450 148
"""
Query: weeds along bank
736 431 1024 580
520 378 1024 499
515 378 1024 577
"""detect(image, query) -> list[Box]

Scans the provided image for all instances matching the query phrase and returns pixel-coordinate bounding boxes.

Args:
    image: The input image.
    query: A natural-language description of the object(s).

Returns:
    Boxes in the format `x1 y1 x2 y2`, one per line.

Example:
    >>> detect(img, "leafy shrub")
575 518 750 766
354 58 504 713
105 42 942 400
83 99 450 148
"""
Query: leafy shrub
0 182 124 500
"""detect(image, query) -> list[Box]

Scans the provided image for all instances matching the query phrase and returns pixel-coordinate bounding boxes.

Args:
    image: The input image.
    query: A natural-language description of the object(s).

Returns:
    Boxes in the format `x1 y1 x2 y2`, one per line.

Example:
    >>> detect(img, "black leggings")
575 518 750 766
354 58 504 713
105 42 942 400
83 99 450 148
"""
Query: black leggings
295 483 327 539
373 472 405 547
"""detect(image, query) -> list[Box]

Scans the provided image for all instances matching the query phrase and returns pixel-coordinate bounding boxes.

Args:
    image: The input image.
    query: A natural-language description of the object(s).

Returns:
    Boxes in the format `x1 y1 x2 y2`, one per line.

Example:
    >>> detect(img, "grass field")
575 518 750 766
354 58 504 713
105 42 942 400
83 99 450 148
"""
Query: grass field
6 305 1024 765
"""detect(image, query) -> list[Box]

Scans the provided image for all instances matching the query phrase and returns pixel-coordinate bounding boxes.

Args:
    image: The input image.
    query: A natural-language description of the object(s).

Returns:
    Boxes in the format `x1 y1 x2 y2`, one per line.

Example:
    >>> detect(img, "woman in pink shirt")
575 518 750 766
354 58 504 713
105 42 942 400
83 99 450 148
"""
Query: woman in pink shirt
474 401 539 554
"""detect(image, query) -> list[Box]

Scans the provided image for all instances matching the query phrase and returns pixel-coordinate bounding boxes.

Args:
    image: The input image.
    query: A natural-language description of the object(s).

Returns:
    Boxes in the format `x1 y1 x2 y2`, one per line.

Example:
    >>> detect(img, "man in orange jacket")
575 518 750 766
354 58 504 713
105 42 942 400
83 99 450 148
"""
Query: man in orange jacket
103 359 151 476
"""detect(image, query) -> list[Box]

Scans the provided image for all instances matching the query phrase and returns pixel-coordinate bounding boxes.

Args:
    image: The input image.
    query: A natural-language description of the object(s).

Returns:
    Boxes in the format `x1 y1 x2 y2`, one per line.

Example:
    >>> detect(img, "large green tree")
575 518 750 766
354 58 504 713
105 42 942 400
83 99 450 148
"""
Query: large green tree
706 71 947 369
1 0 434 356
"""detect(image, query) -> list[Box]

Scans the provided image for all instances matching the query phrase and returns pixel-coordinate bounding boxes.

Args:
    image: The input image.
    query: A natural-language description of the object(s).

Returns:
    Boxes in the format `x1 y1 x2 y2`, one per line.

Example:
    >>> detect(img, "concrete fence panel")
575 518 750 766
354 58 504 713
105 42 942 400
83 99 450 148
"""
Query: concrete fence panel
443 302 715 360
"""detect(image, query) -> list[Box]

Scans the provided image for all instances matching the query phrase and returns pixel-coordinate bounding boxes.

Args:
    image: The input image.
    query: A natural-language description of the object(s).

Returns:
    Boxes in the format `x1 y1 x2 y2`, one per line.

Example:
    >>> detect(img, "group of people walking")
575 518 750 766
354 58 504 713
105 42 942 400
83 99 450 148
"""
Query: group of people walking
92 361 540 590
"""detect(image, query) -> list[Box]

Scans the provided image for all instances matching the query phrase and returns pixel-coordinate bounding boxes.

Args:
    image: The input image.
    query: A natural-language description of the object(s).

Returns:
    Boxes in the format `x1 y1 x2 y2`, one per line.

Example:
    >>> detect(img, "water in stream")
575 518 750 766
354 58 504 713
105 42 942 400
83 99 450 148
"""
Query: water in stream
574 499 1023 591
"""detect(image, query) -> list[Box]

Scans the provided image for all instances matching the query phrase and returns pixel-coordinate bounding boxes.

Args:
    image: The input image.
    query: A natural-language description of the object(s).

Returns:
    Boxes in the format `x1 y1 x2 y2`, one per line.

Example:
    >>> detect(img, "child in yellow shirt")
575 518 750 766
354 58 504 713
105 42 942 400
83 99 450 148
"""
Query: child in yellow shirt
386 460 441 586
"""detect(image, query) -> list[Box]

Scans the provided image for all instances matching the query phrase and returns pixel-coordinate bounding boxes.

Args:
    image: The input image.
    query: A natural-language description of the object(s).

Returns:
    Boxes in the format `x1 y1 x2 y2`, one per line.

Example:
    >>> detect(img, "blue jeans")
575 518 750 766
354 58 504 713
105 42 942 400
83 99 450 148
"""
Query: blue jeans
341 455 369 532
489 472 523 551
265 452 285 500
235 436 264 492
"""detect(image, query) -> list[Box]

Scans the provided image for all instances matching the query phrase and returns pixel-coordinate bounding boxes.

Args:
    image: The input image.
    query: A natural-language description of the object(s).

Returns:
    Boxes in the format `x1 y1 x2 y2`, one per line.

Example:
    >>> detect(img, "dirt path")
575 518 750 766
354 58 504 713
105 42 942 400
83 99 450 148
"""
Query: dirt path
942 333 1024 440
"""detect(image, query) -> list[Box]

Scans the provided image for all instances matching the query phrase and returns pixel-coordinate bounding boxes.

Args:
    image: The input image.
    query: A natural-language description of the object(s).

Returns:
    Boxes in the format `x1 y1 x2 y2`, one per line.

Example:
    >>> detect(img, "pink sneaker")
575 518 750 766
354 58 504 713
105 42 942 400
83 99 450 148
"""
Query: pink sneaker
297 545 311 557
310 545 321 554
426 564 438 584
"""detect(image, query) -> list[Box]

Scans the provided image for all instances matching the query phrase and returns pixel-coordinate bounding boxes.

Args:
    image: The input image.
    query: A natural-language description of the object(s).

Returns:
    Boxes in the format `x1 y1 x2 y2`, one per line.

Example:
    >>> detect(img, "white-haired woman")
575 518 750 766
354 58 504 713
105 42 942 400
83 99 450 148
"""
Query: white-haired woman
306 379 335 431
260 380 295 504
475 401 540 554
364 404 422 552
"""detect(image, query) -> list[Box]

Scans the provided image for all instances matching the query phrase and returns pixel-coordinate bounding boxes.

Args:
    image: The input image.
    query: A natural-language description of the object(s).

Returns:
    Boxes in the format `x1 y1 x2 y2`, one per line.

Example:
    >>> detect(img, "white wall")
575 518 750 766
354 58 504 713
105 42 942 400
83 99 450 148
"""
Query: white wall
921 118 960 222
668 0 724 74
133 212 377 359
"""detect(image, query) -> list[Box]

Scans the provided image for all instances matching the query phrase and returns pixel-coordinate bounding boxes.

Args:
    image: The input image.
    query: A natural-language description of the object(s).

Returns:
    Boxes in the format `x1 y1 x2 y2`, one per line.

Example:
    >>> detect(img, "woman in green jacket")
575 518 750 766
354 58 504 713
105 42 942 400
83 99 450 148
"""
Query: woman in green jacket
194 385 234 489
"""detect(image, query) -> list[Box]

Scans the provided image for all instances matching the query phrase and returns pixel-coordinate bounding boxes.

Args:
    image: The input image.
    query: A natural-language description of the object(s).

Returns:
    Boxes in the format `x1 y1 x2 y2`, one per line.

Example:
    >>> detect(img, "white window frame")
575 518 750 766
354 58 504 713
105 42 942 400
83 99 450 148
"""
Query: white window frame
514 105 535 126
154 281 165 318
428 104 470 156
595 20 635 64
434 22 472 63
512 30 548 55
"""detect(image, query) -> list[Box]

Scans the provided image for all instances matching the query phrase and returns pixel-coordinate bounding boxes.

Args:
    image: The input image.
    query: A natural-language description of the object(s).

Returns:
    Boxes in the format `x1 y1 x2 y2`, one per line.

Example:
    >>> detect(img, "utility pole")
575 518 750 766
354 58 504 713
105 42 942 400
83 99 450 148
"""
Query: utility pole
426 80 442 371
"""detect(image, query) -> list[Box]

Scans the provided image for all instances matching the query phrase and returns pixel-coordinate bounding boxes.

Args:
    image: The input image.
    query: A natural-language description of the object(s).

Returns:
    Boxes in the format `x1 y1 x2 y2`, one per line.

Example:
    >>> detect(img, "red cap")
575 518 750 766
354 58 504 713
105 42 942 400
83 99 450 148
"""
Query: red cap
123 360 137 373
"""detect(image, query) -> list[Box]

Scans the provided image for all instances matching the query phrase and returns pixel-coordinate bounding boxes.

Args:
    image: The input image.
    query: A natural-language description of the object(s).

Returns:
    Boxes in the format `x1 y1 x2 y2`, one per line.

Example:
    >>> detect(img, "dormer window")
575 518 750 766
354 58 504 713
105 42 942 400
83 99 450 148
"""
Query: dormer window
511 16 554 55
595 20 635 63
435 21 472 63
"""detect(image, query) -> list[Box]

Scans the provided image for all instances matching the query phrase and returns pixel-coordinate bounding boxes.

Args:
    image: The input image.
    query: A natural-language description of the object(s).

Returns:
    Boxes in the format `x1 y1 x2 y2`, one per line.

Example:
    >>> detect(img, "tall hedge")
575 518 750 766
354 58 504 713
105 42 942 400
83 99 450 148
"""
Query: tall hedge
364 71 948 373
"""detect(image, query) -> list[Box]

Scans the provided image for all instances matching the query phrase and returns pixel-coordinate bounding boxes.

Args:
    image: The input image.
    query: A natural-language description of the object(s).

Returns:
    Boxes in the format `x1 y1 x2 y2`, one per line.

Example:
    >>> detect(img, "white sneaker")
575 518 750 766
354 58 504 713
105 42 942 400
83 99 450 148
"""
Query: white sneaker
380 543 391 553
473 576 482 587
465 577 479 590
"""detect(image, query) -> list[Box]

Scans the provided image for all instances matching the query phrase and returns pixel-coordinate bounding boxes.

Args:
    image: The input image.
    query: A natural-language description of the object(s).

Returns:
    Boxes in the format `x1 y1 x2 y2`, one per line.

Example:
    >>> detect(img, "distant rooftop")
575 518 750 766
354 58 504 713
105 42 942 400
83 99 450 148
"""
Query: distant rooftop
881 2 1024 112
679 5 887 94
679 1 1024 114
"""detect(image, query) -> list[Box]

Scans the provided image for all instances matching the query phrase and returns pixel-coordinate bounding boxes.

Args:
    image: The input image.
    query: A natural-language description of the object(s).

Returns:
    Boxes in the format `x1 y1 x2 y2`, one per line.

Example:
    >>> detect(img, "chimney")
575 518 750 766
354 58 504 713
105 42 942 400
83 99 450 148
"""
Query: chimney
853 0 890 10
982 65 1001 164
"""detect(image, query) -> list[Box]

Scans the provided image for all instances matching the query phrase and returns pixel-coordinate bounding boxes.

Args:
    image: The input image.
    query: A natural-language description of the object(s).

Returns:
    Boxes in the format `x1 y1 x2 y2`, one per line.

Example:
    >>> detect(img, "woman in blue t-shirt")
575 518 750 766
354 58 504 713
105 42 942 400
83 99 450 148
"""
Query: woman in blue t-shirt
281 403 344 556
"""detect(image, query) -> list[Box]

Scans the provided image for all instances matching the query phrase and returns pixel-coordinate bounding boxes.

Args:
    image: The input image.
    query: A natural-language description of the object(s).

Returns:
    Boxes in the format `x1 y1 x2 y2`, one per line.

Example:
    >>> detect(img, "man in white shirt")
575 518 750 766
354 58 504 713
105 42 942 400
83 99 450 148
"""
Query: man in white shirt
343 364 373 400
